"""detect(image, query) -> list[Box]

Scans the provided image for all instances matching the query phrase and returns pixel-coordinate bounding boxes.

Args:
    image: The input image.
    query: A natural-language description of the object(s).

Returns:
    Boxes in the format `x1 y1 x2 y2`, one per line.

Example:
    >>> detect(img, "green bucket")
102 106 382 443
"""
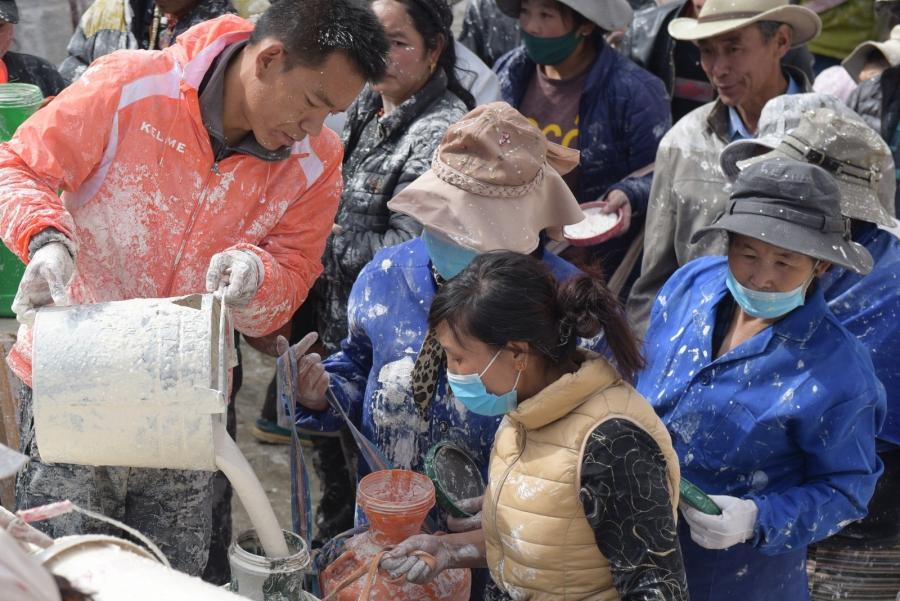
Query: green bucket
0 83 44 317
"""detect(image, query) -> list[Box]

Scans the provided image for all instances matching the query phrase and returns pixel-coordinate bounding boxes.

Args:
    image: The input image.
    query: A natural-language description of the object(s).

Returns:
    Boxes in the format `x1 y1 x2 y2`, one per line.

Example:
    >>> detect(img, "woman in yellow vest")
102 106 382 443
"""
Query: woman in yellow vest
381 251 689 600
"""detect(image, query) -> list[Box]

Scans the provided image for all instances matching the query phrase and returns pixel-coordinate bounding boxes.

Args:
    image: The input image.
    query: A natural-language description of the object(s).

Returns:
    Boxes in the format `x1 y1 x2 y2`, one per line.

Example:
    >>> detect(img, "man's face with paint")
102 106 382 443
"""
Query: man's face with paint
242 44 366 151
697 23 791 109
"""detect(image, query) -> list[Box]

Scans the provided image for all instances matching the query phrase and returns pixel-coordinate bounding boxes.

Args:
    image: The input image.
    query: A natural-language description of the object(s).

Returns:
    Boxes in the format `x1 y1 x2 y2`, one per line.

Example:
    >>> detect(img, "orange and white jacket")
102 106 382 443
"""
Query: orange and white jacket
0 16 343 385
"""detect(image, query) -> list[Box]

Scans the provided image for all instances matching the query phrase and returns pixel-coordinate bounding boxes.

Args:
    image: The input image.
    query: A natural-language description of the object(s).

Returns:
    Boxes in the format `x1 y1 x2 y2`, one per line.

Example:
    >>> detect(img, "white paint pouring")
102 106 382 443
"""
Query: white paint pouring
214 425 290 558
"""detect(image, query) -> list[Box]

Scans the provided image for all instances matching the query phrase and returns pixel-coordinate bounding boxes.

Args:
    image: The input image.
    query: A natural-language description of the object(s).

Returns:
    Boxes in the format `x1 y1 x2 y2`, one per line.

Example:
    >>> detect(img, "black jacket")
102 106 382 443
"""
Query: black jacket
314 70 467 353
2 51 65 98
848 66 900 214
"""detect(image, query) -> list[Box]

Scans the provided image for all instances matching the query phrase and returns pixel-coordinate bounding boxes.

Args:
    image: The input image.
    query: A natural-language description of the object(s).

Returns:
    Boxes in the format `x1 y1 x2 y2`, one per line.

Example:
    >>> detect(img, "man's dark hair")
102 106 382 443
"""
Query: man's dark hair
250 0 389 82
757 20 792 43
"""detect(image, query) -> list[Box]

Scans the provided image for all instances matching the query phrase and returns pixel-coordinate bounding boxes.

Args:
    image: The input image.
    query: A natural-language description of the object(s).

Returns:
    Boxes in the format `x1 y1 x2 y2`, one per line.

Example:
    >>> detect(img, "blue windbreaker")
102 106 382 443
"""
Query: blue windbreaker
821 224 900 448
294 238 587 482
637 256 885 601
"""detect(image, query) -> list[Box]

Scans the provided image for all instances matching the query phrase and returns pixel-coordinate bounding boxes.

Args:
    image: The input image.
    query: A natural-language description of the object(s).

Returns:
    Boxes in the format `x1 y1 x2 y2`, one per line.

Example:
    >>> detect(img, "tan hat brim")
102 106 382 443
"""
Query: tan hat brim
843 39 900 82
387 168 585 254
668 6 821 48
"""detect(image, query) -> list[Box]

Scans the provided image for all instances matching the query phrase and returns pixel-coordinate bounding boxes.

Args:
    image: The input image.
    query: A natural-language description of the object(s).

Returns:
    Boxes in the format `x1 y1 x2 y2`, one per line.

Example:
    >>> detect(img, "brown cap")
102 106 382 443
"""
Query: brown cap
387 102 585 254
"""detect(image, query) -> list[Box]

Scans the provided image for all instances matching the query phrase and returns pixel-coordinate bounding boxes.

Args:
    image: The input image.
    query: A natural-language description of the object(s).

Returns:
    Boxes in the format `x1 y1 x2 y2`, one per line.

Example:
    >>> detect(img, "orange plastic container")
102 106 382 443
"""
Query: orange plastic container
320 470 471 601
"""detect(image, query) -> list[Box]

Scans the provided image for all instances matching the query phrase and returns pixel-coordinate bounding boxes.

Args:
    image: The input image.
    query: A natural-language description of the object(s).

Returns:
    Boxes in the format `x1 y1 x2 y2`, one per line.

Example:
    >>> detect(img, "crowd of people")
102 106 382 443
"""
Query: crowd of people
0 0 898 600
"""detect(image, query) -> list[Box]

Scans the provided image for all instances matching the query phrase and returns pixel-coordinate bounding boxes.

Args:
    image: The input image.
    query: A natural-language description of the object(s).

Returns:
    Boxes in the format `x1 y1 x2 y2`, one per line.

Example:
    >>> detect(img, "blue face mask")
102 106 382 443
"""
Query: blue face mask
447 349 522 416
725 264 817 320
422 230 477 280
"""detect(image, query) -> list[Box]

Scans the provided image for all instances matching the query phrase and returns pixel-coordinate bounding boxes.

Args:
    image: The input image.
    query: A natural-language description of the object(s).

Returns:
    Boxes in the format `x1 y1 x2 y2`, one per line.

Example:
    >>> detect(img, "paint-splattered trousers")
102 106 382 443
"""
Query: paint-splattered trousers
15 383 215 576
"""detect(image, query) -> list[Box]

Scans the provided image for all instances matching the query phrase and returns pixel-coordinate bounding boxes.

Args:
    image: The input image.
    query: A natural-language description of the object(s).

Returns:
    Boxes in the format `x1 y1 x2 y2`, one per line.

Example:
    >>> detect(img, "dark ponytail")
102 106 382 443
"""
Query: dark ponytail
428 251 645 383
398 0 477 110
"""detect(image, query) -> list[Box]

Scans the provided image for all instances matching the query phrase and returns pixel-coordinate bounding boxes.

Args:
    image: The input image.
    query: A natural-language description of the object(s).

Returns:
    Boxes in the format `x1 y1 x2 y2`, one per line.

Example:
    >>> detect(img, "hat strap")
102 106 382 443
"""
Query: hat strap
781 135 880 185
727 199 851 237
697 10 762 23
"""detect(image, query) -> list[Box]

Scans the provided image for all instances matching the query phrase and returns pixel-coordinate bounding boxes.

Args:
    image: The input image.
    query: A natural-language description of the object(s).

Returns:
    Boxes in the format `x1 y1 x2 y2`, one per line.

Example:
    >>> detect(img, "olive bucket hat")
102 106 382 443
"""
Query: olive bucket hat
692 159 874 275
720 96 896 228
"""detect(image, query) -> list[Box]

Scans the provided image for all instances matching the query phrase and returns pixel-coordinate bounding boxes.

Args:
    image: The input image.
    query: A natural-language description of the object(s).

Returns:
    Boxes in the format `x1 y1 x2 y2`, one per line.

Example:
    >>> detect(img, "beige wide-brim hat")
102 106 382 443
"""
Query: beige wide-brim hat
668 0 821 47
387 102 585 254
496 0 633 33
843 25 900 82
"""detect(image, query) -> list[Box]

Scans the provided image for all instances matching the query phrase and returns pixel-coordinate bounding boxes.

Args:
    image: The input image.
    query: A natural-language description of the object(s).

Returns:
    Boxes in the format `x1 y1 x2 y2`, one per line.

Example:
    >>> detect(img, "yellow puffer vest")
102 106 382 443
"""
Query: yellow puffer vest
482 352 680 600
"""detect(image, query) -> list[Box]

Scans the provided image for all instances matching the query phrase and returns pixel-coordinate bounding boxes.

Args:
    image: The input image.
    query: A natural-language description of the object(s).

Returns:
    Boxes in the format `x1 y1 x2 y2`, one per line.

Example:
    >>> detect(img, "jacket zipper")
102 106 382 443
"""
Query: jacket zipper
164 159 219 295
489 421 526 590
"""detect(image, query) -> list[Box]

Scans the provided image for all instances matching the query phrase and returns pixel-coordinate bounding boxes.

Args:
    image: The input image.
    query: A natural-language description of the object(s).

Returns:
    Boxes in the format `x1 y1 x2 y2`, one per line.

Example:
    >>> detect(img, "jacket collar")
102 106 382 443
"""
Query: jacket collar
706 65 812 142
509 351 621 431
697 261 830 367
344 69 450 157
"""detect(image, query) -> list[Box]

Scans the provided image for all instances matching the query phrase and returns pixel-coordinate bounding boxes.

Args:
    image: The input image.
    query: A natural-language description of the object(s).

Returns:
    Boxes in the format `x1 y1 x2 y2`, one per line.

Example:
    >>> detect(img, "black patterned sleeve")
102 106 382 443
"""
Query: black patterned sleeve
579 419 689 601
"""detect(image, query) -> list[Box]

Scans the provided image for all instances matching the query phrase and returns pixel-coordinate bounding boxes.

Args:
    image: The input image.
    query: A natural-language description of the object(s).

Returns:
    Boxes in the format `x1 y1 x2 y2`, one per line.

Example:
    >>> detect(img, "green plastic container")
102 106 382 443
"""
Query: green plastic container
680 478 722 515
0 83 43 317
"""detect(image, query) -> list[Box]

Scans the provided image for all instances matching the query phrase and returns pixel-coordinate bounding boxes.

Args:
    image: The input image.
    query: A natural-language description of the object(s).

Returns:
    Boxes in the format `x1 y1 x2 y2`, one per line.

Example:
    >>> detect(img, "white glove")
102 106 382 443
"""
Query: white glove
12 242 75 325
205 250 263 306
681 495 758 550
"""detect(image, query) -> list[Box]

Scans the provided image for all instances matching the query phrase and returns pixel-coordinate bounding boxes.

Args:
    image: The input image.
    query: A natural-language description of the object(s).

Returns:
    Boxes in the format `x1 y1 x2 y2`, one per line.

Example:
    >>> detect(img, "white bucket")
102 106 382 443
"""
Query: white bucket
228 529 316 601
32 294 228 471
39 534 248 601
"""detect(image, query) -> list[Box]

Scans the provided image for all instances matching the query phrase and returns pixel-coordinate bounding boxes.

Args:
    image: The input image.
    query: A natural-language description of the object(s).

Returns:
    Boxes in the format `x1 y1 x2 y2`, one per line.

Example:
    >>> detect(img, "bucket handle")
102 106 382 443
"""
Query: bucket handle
215 288 228 402
18 501 171 568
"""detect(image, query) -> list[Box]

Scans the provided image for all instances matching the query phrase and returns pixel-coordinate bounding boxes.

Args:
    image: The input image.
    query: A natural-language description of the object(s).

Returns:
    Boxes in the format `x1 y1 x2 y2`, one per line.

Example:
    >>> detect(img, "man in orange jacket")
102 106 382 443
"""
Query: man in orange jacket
0 0 388 576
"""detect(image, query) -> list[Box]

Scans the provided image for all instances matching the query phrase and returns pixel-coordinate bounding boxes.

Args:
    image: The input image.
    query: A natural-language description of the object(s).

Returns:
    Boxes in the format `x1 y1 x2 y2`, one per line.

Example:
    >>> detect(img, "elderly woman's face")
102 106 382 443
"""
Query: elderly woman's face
727 234 827 293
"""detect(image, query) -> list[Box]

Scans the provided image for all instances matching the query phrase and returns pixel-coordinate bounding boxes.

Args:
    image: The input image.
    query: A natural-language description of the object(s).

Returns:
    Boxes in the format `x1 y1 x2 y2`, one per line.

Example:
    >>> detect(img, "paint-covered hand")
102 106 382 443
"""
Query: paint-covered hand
276 333 330 412
446 496 483 533
598 189 631 236
380 535 453 585
205 250 264 306
682 495 758 550
12 242 75 325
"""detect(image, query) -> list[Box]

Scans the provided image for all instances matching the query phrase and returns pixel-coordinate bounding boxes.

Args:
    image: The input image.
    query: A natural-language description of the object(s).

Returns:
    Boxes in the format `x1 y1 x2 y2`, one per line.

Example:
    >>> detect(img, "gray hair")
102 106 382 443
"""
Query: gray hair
758 20 792 43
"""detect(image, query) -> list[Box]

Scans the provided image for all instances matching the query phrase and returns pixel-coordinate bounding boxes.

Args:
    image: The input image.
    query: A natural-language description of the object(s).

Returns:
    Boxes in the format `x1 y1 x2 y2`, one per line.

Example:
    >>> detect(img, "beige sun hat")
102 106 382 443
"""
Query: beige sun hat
668 0 821 47
495 0 633 32
387 102 585 254
720 101 896 228
843 25 900 82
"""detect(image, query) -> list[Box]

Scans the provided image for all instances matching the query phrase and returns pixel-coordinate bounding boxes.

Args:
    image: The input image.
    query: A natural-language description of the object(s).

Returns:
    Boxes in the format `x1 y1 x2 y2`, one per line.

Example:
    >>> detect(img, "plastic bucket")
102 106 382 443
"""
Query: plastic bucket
40 534 248 600
0 83 44 317
31 293 228 471
0 83 43 140
228 529 316 601
357 469 435 545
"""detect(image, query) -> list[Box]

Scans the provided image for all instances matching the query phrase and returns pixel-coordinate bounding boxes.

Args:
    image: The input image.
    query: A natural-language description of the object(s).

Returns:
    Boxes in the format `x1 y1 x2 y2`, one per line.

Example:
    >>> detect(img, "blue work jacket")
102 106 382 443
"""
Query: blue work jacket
637 256 885 601
821 224 900 449
295 238 587 483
